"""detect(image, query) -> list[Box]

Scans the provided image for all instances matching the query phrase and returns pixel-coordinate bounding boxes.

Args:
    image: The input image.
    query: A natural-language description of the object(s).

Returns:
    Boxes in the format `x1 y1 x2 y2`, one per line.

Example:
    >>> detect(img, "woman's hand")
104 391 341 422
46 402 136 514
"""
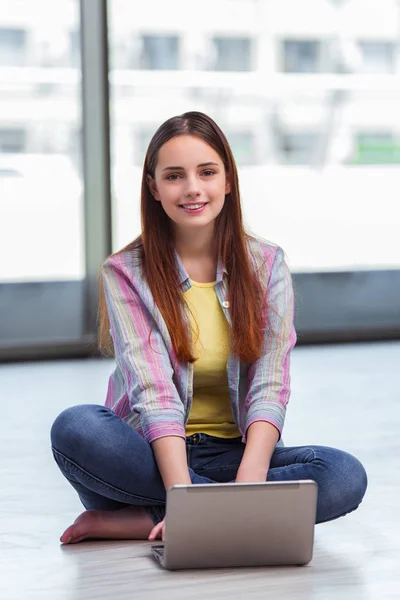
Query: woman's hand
148 517 166 542
235 466 268 483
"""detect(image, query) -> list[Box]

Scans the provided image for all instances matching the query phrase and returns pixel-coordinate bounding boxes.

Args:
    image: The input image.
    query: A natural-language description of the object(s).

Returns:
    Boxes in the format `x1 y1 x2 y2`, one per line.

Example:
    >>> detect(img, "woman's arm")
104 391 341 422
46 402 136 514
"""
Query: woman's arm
151 436 192 490
101 255 186 443
243 246 297 442
148 436 192 542
102 256 193 496
235 421 279 482
237 246 296 481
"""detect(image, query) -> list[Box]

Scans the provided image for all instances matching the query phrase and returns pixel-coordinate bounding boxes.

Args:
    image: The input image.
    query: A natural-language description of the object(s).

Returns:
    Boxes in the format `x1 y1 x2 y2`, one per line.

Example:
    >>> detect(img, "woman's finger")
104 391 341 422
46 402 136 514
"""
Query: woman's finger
148 521 162 541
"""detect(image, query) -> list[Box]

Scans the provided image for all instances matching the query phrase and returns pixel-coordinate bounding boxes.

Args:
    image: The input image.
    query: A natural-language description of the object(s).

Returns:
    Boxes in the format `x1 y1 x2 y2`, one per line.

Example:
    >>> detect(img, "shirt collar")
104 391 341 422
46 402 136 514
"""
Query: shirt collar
174 249 228 287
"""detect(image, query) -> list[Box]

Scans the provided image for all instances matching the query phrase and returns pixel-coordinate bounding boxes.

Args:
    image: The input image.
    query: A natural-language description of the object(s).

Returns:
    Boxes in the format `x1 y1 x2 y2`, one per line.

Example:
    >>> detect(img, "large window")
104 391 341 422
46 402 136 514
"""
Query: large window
109 0 400 272
211 37 253 72
0 128 27 153
282 40 322 73
279 132 319 165
109 0 400 343
352 131 400 164
3 0 399 359
358 41 395 74
138 35 180 70
0 0 85 350
0 28 27 66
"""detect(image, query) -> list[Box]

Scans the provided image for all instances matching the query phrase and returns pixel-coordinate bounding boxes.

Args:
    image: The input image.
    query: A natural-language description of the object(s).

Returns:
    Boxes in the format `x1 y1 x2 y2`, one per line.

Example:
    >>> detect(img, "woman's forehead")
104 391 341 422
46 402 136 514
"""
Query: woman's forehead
157 135 222 168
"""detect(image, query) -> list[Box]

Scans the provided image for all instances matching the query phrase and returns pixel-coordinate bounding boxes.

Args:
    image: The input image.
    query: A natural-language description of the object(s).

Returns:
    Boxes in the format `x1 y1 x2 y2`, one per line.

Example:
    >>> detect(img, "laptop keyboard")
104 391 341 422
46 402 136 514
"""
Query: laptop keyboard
152 545 165 558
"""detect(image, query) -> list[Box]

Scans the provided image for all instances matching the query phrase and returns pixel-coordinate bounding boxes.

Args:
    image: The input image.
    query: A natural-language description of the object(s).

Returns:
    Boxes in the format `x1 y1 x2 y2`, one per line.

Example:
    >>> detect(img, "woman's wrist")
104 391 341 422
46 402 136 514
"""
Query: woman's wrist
235 421 278 482
151 435 192 490
235 463 269 483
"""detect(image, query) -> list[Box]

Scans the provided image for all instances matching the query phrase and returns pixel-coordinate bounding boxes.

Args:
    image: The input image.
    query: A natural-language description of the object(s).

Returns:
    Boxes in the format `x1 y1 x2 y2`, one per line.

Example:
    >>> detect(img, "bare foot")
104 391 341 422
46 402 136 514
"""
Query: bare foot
60 506 155 544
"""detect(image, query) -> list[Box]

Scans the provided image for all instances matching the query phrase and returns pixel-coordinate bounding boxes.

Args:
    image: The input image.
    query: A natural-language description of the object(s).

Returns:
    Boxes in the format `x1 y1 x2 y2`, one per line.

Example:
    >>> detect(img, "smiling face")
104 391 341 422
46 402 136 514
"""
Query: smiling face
147 135 230 234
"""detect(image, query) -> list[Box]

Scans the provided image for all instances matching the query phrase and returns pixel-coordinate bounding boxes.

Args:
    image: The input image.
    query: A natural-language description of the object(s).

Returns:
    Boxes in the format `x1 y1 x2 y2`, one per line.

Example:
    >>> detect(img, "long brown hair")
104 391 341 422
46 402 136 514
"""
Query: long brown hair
98 111 265 364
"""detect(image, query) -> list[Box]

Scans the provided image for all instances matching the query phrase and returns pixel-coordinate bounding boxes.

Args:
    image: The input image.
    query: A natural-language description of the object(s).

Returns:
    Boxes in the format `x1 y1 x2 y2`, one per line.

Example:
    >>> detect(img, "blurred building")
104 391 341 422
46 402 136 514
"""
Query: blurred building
1 0 400 169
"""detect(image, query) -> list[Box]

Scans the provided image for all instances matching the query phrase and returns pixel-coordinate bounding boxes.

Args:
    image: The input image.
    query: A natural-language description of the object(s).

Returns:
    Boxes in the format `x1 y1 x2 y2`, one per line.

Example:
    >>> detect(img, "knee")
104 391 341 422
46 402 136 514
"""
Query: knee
50 404 112 454
316 447 368 521
337 450 368 507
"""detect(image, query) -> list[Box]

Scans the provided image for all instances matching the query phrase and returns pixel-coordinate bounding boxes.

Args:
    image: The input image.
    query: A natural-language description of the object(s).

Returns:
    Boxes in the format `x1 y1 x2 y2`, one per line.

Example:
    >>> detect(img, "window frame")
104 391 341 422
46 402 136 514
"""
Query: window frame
1 1 399 362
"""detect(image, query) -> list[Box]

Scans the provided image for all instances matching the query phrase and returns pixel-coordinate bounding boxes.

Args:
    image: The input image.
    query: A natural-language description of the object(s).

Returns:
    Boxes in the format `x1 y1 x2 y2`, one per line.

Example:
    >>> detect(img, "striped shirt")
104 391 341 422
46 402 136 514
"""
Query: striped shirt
102 237 297 444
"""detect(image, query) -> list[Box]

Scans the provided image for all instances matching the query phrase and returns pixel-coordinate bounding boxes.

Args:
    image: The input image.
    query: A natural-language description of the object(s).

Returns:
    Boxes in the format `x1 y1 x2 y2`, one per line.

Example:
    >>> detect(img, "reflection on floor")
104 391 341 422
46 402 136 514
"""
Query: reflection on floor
1 341 399 600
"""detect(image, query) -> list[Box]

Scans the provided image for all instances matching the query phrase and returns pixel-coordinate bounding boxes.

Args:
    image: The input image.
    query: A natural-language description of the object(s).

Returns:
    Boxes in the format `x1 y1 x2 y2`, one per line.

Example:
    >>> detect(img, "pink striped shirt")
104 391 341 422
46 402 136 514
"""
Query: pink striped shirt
102 237 297 444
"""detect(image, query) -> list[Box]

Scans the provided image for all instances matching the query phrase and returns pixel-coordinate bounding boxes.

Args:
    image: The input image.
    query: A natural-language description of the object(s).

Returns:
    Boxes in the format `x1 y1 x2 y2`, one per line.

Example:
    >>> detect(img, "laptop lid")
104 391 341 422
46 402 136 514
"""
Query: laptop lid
160 480 317 570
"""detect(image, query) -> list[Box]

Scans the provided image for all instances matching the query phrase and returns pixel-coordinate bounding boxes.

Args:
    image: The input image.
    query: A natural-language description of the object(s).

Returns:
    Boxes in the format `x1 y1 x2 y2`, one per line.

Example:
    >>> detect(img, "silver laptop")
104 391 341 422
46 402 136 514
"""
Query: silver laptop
151 480 317 570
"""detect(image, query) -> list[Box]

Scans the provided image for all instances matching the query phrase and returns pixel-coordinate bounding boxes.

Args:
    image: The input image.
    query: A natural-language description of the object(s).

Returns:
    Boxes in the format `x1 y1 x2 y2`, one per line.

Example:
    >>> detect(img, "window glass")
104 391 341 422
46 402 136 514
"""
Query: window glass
0 28 27 66
212 37 253 72
283 40 321 73
109 0 400 272
0 0 84 282
139 35 180 70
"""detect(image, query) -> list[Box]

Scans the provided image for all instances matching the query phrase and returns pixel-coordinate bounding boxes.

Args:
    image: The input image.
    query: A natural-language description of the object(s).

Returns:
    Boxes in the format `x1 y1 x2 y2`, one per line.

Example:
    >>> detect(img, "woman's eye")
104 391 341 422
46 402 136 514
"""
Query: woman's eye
202 170 215 177
166 173 181 180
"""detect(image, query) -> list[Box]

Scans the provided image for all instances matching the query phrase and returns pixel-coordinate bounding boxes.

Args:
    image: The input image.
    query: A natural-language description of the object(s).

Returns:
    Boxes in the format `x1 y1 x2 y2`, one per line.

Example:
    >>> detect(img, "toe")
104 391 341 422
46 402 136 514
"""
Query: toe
60 526 74 544
60 522 88 544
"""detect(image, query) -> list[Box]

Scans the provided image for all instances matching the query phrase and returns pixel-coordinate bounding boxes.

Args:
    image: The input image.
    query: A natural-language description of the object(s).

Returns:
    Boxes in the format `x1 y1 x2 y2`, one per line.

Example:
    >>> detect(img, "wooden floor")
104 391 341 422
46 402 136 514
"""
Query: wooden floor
1 341 399 599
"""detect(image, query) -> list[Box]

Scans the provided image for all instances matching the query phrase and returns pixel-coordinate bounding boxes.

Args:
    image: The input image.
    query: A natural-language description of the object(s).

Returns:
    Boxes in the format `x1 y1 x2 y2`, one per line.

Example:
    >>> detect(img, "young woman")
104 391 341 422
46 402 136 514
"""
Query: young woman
51 111 367 545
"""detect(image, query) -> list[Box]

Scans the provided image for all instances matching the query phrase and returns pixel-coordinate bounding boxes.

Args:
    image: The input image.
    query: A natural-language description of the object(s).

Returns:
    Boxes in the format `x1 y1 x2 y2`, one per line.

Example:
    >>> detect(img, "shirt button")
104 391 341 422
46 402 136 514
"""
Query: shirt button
222 301 230 308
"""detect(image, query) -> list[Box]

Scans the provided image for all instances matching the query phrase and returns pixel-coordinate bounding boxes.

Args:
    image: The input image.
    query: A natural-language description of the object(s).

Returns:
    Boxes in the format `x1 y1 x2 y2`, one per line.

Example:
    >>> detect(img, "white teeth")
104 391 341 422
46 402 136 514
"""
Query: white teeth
181 203 205 210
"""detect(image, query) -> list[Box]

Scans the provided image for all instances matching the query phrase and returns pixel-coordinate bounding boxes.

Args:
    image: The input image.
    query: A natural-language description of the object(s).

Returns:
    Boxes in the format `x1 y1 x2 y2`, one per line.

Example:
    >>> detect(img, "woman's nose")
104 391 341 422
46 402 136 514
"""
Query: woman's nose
184 176 201 197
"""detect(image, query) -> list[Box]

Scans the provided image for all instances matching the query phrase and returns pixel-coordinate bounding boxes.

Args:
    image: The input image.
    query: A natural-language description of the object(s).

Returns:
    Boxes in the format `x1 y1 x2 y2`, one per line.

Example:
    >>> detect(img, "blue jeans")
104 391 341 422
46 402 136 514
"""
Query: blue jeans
50 405 367 526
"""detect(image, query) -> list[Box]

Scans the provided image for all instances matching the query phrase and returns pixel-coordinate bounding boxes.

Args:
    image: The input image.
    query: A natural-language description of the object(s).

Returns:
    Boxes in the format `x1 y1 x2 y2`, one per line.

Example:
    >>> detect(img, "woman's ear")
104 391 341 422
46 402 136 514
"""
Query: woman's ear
146 174 160 201
225 179 231 195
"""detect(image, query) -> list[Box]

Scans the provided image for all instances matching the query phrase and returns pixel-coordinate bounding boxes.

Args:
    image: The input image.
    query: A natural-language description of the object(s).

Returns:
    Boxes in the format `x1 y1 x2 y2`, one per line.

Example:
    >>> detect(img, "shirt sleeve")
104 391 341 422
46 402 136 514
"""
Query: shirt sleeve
101 256 186 443
243 246 297 441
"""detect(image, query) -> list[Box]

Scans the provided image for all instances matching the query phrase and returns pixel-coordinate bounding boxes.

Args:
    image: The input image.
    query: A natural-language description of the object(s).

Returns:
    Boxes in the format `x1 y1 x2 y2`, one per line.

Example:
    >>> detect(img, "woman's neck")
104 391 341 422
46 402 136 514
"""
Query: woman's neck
174 227 218 283
174 226 216 262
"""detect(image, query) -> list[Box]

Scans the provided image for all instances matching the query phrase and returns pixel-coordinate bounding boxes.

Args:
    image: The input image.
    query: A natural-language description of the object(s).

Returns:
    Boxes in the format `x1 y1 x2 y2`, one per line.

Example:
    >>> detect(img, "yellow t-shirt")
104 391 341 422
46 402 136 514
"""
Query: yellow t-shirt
184 280 241 439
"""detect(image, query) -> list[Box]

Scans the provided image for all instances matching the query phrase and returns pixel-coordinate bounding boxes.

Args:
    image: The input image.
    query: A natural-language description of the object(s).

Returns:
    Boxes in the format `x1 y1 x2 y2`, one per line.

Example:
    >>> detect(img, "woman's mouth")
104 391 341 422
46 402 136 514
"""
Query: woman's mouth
179 203 207 214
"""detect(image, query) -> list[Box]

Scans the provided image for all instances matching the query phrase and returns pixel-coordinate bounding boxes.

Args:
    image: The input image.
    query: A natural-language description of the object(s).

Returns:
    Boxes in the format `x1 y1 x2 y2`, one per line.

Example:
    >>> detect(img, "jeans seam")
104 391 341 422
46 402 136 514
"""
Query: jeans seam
196 463 240 473
197 460 320 480
192 447 319 475
267 463 319 478
52 447 165 506
303 448 317 462
186 443 192 469
272 446 317 464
